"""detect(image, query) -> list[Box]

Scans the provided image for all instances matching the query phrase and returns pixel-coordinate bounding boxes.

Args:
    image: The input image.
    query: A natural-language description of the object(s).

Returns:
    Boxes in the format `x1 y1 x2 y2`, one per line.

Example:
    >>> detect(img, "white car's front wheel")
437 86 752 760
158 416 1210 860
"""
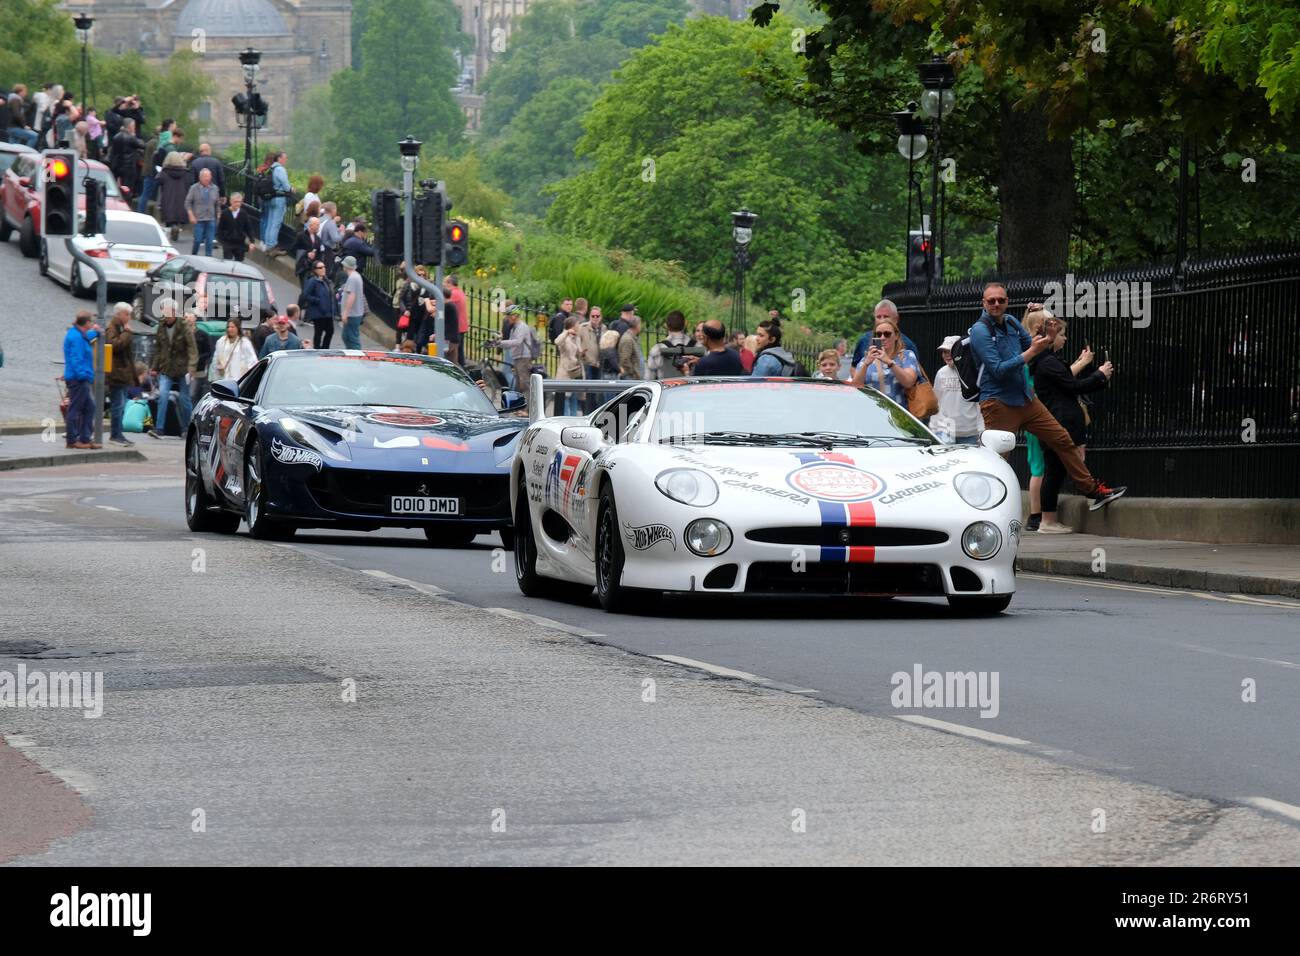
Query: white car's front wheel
595 484 653 614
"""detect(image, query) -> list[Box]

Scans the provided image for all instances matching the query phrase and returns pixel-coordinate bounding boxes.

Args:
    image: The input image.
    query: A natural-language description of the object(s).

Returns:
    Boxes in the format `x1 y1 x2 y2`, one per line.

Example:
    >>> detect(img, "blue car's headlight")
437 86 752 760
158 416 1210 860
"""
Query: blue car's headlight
954 472 1006 510
655 468 718 507
280 417 350 461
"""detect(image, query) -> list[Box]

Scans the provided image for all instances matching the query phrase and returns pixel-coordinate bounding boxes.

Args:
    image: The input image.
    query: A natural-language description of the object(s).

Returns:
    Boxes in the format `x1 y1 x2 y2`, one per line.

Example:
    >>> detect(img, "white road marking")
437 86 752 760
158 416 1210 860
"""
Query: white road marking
1242 797 1300 824
1020 572 1300 610
482 607 605 639
96 505 122 512
653 655 817 694
2 734 95 794
895 715 1031 747
360 568 450 597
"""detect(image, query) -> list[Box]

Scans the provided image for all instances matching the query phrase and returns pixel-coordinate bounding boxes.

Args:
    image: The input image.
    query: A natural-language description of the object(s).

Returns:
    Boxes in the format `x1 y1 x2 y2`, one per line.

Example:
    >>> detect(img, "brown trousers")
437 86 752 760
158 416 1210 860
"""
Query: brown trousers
980 397 1098 495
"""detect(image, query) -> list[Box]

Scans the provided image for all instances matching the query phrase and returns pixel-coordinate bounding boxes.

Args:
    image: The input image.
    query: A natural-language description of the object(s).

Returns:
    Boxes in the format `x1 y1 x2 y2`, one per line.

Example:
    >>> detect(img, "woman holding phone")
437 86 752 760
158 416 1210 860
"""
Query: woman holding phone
848 314 920 404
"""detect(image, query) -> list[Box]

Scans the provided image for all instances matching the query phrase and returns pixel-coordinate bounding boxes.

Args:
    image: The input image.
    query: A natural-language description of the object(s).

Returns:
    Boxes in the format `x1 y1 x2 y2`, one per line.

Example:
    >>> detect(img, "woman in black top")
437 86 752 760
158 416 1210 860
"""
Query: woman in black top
1030 316 1114 532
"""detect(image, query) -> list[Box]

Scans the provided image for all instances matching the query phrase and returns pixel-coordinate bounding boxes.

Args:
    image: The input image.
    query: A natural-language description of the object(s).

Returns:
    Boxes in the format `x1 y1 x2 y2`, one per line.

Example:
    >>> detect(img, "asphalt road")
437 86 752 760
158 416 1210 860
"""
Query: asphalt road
3 456 1299 865
77 452 1300 818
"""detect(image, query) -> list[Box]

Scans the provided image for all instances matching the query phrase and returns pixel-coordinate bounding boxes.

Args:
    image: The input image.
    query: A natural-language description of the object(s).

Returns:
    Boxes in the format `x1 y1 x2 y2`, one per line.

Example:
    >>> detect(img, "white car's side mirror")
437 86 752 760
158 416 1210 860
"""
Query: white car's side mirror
980 429 1016 455
561 426 604 455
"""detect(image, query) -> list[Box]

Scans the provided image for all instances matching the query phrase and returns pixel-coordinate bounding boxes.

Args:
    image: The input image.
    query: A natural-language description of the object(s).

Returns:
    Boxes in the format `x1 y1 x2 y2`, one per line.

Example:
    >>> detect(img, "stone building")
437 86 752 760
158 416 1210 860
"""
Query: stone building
63 0 352 151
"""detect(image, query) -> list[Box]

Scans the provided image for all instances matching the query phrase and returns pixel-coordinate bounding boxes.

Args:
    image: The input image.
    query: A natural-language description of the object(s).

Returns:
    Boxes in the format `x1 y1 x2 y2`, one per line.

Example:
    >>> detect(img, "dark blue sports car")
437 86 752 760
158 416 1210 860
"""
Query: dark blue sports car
185 350 526 545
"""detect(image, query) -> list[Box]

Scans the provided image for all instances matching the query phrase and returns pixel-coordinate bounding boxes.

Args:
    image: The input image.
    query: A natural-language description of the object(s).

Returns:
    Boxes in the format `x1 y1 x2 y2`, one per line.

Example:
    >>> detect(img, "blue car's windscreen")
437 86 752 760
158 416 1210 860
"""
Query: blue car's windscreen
263 355 498 415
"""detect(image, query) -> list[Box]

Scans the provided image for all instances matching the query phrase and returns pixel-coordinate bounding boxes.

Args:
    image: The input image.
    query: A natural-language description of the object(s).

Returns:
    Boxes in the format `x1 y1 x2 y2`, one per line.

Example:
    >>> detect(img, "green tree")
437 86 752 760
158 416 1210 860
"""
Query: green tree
548 15 909 331
751 0 1300 272
328 0 465 174
485 76 600 217
288 83 338 175
478 0 687 136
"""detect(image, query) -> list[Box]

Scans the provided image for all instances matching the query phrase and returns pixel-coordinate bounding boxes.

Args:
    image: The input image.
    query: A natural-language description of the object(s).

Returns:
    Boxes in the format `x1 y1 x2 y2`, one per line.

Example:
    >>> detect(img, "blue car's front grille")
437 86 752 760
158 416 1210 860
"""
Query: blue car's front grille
306 471 510 519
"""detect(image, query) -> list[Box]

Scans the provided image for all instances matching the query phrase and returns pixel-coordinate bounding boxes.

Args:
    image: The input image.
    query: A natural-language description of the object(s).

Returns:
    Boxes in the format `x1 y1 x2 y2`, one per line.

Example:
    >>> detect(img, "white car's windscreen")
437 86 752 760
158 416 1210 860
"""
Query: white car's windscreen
651 381 934 445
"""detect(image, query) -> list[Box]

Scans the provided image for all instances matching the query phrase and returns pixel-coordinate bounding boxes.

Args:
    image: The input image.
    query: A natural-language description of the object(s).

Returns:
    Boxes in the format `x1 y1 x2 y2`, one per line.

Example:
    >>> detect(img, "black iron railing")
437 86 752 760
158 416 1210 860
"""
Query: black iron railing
882 247 1300 497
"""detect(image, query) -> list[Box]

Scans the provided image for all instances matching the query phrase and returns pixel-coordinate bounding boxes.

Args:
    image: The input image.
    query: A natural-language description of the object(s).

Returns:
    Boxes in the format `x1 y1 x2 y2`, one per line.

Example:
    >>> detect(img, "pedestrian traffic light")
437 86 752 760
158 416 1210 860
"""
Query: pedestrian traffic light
412 187 445 266
42 150 79 239
907 229 932 284
372 189 403 266
82 176 107 237
444 219 469 267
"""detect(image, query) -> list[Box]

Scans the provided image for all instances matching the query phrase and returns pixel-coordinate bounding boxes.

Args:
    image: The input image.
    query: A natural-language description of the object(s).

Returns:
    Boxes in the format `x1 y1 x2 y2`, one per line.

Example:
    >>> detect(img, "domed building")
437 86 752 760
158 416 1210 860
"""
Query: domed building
63 0 352 151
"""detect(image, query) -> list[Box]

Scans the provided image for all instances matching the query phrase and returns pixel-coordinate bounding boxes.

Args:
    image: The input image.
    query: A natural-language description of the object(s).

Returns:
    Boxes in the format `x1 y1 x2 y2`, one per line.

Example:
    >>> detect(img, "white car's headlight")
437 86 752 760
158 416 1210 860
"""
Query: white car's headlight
655 468 718 507
954 472 1006 510
962 521 1002 560
280 416 349 461
685 518 732 556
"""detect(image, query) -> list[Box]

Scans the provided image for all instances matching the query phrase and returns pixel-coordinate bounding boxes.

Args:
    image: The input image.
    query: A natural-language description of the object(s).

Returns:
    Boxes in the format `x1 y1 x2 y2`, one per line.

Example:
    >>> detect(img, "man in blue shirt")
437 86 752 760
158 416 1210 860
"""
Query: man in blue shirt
969 282 1125 512
62 311 101 449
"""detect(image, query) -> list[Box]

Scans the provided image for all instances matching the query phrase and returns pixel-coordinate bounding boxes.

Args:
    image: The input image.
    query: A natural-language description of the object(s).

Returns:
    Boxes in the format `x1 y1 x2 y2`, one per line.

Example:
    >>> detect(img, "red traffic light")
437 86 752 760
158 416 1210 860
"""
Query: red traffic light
49 157 71 179
448 224 464 242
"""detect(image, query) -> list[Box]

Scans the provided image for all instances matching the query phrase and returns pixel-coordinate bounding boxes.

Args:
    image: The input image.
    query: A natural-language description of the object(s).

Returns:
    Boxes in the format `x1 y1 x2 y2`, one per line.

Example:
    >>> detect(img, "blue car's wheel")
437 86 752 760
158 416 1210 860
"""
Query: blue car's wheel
185 435 239 534
244 437 295 540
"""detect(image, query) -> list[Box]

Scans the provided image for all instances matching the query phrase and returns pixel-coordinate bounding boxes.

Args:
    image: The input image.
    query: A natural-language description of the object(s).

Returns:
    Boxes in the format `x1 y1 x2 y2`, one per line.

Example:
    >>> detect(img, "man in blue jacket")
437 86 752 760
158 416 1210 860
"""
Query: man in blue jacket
969 282 1125 511
63 311 101 449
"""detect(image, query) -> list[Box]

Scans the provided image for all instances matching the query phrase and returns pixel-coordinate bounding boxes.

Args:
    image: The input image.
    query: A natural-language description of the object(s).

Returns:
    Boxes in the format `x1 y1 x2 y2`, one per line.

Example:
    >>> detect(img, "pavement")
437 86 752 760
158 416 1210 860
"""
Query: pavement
3 455 1300 865
1017 532 1300 599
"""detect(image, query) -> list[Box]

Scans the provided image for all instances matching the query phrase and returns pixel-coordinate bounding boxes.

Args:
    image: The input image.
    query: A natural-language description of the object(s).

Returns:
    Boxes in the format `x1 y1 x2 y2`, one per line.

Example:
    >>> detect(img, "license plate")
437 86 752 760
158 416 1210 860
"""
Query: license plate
391 496 459 515
127 261 151 270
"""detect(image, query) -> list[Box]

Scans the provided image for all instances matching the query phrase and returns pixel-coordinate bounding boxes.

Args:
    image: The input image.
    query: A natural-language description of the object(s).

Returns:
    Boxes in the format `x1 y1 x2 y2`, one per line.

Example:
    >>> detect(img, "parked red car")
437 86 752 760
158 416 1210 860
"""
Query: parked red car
0 154 131 258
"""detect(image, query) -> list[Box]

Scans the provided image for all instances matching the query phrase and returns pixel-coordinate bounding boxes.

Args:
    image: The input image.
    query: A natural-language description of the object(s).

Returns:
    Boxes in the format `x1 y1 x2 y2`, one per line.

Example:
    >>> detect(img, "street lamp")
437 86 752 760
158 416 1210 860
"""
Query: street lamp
918 55 955 303
73 13 94 109
235 48 262 174
893 102 928 273
730 207 757 333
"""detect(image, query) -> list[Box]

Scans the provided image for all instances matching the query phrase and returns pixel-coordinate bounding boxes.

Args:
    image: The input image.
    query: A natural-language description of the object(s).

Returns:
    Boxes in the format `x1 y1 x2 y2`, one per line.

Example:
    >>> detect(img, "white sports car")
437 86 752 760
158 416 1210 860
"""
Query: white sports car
510 376 1023 614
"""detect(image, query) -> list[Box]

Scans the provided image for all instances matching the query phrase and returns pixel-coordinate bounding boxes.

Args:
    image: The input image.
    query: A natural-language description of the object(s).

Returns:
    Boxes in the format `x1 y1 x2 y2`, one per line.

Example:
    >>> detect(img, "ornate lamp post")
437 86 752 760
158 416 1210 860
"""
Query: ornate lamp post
73 14 94 109
917 56 956 302
234 48 262 174
731 207 757 333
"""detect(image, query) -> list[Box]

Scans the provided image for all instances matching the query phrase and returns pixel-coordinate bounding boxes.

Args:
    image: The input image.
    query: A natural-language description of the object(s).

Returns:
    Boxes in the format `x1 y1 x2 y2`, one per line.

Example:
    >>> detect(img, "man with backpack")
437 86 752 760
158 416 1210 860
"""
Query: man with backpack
647 310 693 380
962 282 1125 511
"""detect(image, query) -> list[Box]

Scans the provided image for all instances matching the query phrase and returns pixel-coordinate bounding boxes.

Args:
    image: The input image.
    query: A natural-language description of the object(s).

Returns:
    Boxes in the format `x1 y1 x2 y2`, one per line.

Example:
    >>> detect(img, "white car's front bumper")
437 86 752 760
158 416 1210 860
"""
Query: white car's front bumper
615 498 1021 598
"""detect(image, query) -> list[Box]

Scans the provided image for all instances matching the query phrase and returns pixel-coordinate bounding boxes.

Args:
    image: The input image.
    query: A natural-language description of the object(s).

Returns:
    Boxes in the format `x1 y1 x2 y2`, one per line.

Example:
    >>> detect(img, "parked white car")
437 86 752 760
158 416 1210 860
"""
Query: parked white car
510 376 1023 615
41 209 177 297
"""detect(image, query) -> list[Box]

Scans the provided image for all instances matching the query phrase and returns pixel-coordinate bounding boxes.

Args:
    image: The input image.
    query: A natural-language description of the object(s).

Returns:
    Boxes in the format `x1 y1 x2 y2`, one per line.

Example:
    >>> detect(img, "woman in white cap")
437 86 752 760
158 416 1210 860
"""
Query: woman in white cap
933 334 983 445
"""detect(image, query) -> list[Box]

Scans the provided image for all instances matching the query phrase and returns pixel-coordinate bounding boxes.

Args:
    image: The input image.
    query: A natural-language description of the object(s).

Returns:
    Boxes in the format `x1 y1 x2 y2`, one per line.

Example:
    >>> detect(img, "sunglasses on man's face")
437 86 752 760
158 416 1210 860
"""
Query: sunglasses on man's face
984 297 1007 304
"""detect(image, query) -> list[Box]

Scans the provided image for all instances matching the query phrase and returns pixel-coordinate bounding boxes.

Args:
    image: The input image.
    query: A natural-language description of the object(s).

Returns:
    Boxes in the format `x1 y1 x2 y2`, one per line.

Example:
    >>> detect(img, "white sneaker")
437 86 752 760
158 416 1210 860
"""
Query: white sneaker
1037 522 1073 534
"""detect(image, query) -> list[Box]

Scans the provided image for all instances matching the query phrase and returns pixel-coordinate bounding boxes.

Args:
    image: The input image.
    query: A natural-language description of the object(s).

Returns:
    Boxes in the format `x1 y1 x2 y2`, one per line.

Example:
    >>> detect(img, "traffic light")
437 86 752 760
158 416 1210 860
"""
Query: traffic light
412 188 444 266
372 189 403 266
42 150 78 239
248 92 269 129
907 229 932 284
82 177 107 237
444 219 469 267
